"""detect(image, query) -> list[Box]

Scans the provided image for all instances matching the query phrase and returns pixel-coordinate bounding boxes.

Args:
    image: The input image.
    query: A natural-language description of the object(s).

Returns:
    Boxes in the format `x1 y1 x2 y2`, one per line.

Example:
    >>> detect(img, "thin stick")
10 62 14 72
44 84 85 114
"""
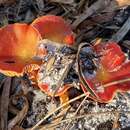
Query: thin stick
31 93 87 130
101 77 130 88
39 106 71 130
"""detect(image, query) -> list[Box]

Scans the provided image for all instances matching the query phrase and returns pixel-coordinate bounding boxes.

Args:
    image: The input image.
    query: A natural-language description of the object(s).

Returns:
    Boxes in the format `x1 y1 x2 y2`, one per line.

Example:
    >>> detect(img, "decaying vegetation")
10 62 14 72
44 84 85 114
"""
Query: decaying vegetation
1 0 130 130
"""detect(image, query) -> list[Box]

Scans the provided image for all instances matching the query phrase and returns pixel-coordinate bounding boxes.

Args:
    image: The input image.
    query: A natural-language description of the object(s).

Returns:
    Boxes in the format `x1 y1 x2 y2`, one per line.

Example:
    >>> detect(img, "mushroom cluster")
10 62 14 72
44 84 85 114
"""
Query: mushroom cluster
1 15 130 103
0 15 75 99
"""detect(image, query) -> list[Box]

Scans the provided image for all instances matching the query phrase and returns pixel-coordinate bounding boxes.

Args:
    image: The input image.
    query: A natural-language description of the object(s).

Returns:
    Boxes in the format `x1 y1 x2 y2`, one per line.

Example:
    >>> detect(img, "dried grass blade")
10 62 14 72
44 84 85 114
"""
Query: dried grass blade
0 77 12 130
49 0 74 4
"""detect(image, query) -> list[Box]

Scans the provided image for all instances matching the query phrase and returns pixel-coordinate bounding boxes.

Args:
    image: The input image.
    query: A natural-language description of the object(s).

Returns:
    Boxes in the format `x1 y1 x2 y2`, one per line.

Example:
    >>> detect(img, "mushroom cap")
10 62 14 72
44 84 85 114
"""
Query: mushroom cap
81 42 130 103
94 42 125 71
31 15 75 45
0 23 41 76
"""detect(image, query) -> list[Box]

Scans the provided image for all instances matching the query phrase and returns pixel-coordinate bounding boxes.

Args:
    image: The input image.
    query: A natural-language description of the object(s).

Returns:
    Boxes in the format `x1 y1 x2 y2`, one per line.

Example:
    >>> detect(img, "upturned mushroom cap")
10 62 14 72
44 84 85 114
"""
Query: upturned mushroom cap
81 42 130 103
31 15 75 45
0 23 41 76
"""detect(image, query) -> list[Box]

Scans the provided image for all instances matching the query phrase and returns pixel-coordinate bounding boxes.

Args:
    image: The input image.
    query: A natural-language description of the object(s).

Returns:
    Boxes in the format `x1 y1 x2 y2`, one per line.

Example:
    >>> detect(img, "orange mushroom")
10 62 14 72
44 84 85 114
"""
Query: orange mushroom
31 15 75 45
80 42 130 103
0 23 41 76
31 15 75 103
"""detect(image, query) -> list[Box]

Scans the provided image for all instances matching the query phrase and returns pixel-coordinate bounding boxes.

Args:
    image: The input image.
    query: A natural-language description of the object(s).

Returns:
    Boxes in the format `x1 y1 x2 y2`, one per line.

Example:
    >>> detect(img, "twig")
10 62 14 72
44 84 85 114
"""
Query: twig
77 0 87 11
0 0 15 4
77 42 98 98
0 78 6 90
39 106 71 130
49 0 74 4
112 111 120 129
16 0 23 18
101 77 130 88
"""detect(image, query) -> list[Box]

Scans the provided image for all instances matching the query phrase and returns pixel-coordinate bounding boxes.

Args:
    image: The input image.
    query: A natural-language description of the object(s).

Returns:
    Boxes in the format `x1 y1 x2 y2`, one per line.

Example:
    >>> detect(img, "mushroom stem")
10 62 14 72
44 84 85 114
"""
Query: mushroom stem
59 91 70 108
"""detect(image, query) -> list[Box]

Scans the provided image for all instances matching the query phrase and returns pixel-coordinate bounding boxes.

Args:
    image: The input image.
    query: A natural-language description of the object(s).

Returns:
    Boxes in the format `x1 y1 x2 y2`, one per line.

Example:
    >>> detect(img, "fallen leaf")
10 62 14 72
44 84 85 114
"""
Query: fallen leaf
72 0 130 29
11 125 24 130
0 0 15 4
116 0 130 7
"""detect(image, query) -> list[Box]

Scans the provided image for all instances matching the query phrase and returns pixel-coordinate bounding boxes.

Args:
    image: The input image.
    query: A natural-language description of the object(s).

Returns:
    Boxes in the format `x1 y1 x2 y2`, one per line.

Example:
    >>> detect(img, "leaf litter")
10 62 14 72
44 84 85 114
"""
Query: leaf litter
1 0 130 130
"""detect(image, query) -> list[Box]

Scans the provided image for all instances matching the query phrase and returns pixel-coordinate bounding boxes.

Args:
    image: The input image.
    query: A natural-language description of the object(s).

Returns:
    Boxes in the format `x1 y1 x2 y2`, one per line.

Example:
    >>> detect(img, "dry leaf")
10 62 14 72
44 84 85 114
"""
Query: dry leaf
49 0 74 4
72 0 111 29
11 126 24 130
116 0 130 7
73 0 130 29
0 0 15 4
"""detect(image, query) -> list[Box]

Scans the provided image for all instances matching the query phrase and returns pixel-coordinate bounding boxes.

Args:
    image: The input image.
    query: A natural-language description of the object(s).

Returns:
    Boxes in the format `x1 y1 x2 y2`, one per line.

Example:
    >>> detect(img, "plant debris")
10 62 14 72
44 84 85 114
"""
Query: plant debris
1 0 130 130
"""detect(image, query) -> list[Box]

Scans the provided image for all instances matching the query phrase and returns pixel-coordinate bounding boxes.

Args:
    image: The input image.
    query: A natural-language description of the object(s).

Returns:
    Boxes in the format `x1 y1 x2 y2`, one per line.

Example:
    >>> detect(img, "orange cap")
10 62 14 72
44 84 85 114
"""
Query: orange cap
81 42 130 103
0 23 41 76
31 15 75 45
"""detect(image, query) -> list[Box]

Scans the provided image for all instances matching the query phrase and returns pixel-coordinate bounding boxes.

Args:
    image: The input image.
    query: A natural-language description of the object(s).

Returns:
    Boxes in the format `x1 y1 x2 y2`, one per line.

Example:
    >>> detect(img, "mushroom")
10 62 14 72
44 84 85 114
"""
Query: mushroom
0 23 41 76
31 15 75 46
31 15 75 103
79 42 130 103
0 16 74 105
